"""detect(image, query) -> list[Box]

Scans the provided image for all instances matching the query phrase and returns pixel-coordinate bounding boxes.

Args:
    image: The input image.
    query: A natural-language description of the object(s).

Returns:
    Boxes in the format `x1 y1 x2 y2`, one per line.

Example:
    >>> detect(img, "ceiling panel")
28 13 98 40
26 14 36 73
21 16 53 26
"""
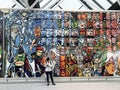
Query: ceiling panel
86 0 103 10
42 0 60 9
78 5 89 10
52 6 62 10
112 0 118 3
40 0 51 8
0 0 16 8
0 0 119 10
96 0 112 9
58 0 83 10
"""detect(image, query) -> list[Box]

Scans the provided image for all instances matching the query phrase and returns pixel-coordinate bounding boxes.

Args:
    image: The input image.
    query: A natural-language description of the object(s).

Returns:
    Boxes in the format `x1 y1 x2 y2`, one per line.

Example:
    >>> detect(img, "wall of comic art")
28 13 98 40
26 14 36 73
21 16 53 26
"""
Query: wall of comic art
0 9 120 78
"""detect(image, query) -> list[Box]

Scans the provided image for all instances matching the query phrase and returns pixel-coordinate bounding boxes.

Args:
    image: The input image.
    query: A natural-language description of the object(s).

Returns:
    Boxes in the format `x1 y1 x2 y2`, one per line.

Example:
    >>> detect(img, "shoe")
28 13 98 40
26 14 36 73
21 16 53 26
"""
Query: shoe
47 83 49 86
52 83 56 85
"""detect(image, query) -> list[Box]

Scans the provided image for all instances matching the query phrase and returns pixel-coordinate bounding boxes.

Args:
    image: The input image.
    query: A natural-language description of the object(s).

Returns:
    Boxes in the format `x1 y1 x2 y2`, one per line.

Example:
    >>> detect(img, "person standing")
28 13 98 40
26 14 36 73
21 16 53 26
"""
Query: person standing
45 57 56 86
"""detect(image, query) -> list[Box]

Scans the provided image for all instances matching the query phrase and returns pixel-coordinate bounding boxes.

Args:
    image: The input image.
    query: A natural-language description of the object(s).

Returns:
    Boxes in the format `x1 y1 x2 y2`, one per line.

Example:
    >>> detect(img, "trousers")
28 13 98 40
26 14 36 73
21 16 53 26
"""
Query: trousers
45 71 54 84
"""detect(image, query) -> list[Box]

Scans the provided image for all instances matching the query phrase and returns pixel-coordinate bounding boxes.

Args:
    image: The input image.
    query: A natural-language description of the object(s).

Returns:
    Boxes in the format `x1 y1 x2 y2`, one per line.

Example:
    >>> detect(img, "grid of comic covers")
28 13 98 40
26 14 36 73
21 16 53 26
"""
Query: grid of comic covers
0 9 120 77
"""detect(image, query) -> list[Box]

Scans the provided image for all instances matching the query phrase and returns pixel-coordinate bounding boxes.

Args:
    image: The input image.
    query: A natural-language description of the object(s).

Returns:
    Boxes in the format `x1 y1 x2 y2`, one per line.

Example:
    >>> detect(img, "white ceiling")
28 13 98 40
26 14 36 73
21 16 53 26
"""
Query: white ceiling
0 0 119 10
0 0 23 8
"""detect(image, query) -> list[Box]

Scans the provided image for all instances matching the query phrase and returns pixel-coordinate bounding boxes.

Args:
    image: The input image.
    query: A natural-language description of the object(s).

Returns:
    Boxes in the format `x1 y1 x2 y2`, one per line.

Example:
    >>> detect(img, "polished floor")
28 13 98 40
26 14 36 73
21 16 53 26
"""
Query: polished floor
0 77 120 90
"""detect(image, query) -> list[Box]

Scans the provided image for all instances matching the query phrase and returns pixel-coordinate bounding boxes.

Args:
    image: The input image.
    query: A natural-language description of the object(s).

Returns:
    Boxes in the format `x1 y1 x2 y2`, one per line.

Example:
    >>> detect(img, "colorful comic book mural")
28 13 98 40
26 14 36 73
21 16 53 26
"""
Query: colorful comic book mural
0 9 120 78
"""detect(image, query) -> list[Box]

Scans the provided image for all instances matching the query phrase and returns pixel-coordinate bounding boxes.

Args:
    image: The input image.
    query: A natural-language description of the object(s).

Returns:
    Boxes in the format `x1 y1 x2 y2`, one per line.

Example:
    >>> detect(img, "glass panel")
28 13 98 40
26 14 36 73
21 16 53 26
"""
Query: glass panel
52 6 62 10
86 0 103 10
79 6 89 10
40 0 59 9
59 0 83 10
111 0 118 3
40 0 51 8
96 0 111 9
0 0 15 8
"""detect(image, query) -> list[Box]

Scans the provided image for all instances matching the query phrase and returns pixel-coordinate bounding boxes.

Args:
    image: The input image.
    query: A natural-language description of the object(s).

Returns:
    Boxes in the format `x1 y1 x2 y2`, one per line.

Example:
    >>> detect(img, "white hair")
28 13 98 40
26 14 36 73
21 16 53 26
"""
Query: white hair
49 48 60 57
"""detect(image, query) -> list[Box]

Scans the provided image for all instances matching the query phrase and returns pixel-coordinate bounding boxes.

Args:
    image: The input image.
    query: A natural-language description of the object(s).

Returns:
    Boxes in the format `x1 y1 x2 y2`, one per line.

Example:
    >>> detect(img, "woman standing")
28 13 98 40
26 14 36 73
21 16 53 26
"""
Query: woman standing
45 57 56 86
45 48 59 86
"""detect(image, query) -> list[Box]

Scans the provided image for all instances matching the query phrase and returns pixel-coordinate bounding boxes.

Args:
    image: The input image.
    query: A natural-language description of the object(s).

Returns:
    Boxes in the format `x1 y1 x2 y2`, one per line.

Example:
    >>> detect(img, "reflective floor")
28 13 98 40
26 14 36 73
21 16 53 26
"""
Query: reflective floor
0 81 120 90
0 77 120 90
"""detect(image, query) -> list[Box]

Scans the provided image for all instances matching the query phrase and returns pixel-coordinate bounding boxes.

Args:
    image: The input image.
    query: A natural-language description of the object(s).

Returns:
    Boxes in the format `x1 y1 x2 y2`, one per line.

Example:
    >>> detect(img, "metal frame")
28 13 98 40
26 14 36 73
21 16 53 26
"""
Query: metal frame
12 0 118 10
28 0 41 8
1 76 120 83
107 0 114 5
92 0 105 10
41 0 53 9
50 0 62 9
79 0 93 10
15 0 28 8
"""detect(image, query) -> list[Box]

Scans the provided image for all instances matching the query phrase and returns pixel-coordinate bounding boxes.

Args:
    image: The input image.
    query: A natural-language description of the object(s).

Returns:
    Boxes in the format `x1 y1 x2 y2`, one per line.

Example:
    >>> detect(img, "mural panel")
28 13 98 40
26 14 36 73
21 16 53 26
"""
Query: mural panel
1 9 120 78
